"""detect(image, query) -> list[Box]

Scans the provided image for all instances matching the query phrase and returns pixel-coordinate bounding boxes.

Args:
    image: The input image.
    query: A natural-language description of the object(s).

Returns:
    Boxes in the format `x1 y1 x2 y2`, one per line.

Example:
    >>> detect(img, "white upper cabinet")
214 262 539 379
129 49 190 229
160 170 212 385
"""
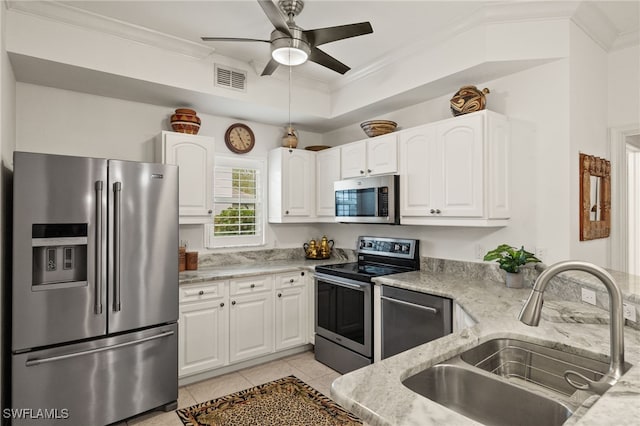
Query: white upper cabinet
399 111 510 226
341 134 398 179
156 131 214 224
367 134 398 176
340 140 367 178
268 148 316 222
316 147 341 217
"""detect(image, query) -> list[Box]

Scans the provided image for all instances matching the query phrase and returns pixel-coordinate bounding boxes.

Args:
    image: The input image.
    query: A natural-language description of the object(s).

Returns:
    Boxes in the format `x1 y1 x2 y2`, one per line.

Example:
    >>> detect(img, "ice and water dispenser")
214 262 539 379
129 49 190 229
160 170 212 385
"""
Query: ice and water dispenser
32 224 88 290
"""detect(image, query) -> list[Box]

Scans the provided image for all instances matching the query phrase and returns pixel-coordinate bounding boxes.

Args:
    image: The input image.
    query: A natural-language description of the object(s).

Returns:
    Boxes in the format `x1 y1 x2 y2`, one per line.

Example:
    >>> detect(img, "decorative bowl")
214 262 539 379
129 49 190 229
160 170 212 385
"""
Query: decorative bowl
171 121 201 134
305 145 331 151
360 120 397 137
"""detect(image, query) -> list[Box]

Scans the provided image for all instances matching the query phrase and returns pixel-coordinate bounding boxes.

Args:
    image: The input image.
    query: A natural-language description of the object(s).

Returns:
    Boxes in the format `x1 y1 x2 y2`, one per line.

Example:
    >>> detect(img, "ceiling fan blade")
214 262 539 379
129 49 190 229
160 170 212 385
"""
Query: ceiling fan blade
261 58 280 76
308 47 350 74
258 0 292 37
201 37 270 43
304 22 373 47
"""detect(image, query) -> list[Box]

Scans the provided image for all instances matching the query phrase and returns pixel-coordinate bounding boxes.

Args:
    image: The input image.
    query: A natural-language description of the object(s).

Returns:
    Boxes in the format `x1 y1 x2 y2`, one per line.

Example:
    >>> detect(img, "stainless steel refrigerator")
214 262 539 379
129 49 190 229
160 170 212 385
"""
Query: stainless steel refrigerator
11 152 179 425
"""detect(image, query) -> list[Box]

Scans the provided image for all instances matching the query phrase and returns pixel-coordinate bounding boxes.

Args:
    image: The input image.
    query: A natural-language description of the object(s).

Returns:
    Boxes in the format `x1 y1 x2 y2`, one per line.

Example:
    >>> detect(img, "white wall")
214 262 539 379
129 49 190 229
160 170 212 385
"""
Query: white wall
319 58 571 264
15 82 325 251
608 44 640 128
568 22 609 265
0 0 17 412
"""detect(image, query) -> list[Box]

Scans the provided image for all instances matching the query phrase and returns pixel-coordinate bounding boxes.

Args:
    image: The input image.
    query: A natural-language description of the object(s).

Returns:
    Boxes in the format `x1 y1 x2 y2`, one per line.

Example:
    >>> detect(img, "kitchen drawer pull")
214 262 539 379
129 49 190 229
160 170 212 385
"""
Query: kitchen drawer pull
300 272 305 276
359 170 364 174
232 300 236 305
367 169 372 173
250 284 256 288
25 331 174 366
289 278 295 283
435 209 441 214
430 209 435 214
381 296 438 314
278 293 282 297
198 290 204 295
220 302 225 307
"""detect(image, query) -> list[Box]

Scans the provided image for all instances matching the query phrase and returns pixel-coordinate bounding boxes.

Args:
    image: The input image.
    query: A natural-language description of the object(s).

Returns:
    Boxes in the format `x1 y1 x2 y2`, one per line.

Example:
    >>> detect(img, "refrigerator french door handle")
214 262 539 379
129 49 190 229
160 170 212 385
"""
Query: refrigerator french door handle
24 331 175 366
95 181 103 315
113 181 122 312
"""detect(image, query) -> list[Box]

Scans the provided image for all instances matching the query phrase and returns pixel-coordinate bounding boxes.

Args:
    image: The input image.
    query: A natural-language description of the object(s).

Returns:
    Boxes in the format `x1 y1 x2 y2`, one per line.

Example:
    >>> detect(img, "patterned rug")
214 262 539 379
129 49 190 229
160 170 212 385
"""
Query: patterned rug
176 375 362 426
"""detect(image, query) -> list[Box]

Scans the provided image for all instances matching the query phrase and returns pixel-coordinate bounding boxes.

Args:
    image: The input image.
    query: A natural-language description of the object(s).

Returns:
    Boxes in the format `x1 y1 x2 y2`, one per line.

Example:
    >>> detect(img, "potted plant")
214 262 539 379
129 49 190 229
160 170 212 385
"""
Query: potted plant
483 244 541 288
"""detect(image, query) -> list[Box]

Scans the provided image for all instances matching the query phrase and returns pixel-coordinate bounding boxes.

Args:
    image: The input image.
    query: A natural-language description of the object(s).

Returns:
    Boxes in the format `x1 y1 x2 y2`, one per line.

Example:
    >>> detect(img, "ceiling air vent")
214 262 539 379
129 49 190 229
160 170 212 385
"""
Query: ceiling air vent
215 65 247 92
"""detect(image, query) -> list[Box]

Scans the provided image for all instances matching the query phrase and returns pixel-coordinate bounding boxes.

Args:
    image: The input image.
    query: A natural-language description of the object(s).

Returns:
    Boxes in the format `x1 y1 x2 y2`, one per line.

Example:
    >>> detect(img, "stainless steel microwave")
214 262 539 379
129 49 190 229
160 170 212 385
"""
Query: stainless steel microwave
334 175 400 224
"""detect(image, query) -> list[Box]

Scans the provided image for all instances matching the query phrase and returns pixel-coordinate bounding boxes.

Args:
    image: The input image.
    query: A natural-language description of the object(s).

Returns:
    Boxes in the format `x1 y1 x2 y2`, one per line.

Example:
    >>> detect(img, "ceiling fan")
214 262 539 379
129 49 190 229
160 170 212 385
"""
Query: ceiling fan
201 0 373 76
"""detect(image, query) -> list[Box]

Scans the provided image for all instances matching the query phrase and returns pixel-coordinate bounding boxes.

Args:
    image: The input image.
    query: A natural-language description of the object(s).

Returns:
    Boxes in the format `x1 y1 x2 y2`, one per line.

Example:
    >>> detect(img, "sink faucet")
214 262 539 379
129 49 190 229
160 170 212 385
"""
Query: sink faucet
518 260 625 395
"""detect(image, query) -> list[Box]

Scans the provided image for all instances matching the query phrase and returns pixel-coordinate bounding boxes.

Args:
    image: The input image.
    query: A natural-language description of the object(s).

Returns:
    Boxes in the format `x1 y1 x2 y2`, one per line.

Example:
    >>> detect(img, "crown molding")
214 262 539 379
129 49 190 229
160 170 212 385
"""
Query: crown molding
612 30 640 51
332 1 632 92
6 0 214 59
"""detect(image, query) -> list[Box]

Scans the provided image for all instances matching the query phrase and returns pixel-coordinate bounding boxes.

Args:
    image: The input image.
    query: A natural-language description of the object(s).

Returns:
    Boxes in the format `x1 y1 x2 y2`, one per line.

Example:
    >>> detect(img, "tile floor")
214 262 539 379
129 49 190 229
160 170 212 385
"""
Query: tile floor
125 351 342 426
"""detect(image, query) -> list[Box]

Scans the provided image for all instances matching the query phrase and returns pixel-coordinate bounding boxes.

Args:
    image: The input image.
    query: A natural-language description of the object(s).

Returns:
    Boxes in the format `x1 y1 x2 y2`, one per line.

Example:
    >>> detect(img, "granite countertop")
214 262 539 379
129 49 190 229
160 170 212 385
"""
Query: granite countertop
178 257 351 284
331 270 640 425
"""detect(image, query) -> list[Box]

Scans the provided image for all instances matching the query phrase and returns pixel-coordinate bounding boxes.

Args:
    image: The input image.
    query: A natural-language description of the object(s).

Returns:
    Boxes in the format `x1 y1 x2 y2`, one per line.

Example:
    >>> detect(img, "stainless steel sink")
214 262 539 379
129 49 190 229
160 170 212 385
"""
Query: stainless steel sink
459 338 617 396
403 363 572 426
402 337 633 425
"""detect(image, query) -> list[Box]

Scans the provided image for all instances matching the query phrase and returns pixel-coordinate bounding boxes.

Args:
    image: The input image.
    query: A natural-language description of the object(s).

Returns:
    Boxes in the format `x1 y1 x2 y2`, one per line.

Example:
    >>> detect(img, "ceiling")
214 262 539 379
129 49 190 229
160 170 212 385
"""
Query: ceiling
57 0 639 87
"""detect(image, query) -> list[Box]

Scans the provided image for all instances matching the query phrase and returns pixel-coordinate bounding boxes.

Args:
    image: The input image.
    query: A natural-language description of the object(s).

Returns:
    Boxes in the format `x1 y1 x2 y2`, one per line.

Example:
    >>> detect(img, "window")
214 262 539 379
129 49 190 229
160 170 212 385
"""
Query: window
205 157 265 248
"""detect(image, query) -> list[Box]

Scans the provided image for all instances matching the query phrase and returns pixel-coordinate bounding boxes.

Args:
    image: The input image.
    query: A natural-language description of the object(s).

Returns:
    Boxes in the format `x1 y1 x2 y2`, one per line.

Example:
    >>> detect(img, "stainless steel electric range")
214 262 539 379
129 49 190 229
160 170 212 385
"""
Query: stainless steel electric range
313 236 420 374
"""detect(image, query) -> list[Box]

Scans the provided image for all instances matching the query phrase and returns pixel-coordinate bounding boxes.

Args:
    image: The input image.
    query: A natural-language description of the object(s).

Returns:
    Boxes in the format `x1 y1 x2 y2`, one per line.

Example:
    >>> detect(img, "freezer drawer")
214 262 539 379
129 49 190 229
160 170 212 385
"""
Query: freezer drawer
11 324 178 425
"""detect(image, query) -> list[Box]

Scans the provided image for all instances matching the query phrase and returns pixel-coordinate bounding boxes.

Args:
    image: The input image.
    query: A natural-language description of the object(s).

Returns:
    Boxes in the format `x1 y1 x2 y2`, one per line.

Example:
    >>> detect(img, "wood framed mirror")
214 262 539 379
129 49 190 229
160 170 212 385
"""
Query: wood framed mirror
580 153 611 240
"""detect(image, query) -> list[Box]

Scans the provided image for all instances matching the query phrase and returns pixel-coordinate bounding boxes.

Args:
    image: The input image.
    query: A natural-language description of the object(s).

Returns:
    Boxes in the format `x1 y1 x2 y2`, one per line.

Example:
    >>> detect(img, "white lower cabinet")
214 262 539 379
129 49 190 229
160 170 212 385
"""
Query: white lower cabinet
178 281 228 377
178 271 309 379
275 272 307 351
229 290 274 363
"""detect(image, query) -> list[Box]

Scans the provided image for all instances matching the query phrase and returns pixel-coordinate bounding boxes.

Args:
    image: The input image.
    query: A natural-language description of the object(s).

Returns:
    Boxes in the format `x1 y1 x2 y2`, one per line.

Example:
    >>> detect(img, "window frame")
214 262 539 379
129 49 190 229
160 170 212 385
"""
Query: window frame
205 156 266 249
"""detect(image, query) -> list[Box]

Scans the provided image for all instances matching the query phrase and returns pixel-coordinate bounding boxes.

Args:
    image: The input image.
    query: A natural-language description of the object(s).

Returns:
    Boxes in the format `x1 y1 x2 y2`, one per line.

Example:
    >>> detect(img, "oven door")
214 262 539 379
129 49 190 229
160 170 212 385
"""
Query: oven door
314 273 372 357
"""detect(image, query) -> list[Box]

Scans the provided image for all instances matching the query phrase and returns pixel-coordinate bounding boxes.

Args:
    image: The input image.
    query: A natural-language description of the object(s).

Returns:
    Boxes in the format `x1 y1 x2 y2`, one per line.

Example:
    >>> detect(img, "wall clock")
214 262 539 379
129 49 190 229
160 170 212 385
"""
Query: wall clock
224 123 255 154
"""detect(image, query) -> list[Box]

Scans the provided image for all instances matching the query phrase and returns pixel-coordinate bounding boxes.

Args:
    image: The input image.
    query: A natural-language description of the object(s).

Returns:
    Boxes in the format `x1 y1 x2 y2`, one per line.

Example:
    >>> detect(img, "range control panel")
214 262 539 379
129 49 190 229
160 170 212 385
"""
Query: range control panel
358 236 417 259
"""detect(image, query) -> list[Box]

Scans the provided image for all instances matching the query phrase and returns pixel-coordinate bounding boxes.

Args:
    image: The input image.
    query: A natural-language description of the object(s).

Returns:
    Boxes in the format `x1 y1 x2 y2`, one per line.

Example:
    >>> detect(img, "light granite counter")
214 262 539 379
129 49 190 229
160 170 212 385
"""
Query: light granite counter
178 248 356 284
331 270 640 426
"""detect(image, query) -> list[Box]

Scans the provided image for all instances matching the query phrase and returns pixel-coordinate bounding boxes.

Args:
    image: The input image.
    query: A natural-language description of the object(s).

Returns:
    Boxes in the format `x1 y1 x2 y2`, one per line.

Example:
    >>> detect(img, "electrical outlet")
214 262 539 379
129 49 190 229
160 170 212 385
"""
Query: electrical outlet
475 245 485 260
581 288 596 305
623 303 637 322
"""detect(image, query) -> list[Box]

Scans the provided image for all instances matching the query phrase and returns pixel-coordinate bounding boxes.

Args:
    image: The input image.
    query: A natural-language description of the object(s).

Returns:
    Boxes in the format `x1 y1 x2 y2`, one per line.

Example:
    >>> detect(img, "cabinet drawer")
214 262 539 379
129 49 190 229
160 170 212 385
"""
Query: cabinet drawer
180 281 226 303
230 275 273 295
275 271 306 289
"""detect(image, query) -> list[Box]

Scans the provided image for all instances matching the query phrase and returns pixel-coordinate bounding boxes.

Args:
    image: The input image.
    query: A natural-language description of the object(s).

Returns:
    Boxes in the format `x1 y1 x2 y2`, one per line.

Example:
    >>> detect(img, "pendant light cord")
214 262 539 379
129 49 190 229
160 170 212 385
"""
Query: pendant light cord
288 43 293 149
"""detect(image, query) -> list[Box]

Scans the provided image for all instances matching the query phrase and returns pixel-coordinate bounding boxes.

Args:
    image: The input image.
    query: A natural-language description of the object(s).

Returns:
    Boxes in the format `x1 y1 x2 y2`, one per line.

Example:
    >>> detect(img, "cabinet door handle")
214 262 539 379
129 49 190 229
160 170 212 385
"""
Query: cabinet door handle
367 169 372 173
208 209 213 214
435 209 441 214
231 300 236 305
285 210 289 215
250 283 256 288
289 278 294 283
430 209 435 214
300 272 305 276
359 170 364 174
278 293 282 298
198 290 204 295
220 302 224 307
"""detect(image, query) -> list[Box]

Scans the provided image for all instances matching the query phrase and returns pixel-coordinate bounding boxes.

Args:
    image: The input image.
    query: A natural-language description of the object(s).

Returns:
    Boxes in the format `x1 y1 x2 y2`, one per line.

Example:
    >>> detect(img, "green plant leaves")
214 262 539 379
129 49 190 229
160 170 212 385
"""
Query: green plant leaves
483 244 541 273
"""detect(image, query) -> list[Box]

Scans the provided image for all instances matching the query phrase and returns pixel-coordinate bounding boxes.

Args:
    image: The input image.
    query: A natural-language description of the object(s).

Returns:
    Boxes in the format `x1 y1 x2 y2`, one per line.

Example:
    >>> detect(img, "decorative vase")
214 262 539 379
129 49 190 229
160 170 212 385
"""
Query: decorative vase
282 126 298 149
170 108 201 134
450 86 490 117
505 271 524 289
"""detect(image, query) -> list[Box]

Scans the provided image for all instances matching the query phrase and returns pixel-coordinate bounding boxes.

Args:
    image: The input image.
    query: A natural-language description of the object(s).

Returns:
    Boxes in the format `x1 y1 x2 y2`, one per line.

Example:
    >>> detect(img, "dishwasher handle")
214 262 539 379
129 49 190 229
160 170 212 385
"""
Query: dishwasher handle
381 295 439 314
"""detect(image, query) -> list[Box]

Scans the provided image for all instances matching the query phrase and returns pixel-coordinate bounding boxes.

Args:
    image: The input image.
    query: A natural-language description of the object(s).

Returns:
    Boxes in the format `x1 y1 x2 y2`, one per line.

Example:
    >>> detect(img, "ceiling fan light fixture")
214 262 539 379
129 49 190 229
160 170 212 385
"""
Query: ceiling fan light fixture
272 46 308 66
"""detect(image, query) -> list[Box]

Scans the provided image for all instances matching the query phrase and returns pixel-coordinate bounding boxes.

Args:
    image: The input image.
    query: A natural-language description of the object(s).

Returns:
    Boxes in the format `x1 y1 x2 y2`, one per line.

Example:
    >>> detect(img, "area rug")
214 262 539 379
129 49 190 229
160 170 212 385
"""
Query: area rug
176 375 362 426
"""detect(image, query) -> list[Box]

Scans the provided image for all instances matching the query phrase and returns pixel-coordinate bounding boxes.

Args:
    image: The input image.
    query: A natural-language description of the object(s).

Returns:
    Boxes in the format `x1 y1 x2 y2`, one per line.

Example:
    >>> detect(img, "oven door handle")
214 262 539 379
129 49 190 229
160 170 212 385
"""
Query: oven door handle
314 273 368 291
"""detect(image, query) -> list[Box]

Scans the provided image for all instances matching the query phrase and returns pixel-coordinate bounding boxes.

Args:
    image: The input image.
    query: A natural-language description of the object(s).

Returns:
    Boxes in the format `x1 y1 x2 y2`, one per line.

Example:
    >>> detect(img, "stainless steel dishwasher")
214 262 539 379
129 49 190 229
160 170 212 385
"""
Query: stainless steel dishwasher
381 285 452 359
